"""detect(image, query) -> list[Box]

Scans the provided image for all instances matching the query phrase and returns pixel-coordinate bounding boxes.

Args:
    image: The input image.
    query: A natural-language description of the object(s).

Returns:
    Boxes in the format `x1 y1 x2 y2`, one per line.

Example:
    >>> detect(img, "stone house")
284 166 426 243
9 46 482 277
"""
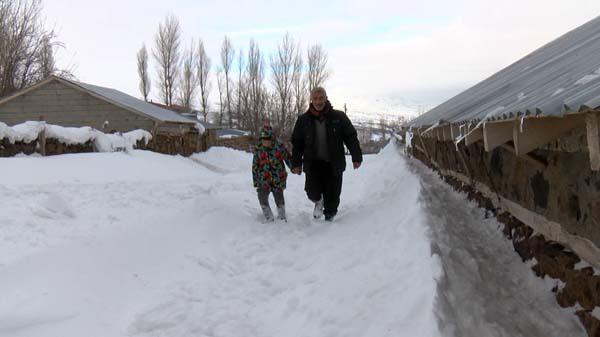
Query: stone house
0 75 199 134
0 75 207 155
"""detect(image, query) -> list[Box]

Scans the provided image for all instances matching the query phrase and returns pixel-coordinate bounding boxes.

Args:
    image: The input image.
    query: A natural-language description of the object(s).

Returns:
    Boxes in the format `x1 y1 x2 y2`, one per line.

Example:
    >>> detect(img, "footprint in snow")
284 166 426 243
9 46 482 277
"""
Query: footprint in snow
29 193 76 220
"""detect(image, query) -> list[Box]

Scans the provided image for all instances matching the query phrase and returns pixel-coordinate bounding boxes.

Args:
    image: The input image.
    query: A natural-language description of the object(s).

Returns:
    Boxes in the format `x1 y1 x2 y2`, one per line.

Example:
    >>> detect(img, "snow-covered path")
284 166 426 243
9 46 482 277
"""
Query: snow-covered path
0 144 439 337
0 142 585 336
410 159 585 337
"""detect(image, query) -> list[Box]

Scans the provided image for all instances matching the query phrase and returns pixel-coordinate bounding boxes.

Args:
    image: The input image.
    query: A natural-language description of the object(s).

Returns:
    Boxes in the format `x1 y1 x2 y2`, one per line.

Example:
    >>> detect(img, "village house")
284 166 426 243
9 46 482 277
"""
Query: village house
0 75 198 133
0 75 210 155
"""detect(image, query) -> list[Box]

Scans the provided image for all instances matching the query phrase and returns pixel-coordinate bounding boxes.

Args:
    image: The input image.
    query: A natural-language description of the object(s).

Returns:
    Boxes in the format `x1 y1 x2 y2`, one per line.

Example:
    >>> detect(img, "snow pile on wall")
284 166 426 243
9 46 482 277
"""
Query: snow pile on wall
190 146 250 172
0 121 152 152
0 121 40 143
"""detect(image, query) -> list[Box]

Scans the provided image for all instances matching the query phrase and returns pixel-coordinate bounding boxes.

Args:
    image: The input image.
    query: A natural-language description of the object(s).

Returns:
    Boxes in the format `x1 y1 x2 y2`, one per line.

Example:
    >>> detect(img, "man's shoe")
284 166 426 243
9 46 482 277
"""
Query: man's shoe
324 213 335 222
313 198 324 219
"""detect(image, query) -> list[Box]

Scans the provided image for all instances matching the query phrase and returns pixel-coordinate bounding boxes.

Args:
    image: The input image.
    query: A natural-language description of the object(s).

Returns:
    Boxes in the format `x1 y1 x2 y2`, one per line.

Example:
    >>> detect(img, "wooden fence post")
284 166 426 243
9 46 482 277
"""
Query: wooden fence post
586 111 600 171
38 119 46 156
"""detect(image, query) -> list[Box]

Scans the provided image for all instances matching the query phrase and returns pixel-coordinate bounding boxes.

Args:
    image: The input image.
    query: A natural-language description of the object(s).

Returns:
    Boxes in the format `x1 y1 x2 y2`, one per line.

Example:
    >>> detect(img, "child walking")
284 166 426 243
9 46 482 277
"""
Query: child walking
252 125 291 222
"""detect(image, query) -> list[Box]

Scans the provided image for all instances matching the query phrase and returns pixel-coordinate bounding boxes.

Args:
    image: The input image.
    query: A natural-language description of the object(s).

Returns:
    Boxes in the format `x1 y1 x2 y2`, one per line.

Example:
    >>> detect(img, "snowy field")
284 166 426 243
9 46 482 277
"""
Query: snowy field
0 142 585 337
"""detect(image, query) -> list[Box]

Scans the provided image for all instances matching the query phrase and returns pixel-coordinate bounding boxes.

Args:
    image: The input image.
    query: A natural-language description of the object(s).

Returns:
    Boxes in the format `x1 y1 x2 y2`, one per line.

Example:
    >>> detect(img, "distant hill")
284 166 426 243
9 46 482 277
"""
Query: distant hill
340 95 430 125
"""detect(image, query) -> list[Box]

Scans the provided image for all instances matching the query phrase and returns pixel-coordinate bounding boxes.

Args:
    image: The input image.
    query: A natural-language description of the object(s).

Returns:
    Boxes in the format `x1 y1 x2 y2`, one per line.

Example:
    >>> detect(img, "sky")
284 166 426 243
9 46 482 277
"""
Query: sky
43 0 600 117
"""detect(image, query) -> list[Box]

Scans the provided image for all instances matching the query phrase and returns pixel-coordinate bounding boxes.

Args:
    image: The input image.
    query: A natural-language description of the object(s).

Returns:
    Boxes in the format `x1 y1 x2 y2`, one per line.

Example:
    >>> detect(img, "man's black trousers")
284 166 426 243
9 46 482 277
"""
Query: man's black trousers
304 159 343 216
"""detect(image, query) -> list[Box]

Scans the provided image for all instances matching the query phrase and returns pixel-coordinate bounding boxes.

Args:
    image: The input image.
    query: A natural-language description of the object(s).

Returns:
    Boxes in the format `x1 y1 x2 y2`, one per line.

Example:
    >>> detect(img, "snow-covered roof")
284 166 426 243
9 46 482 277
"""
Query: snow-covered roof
408 15 600 127
176 111 221 130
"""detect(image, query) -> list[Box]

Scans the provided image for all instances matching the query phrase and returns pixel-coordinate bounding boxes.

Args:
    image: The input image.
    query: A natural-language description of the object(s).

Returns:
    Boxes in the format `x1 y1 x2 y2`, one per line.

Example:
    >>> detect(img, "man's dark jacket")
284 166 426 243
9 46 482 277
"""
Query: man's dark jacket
291 101 363 173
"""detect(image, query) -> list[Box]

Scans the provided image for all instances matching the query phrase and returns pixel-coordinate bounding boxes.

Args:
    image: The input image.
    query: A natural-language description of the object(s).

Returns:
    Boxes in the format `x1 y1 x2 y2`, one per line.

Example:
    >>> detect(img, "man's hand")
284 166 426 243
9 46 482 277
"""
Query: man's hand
353 162 361 169
291 167 302 175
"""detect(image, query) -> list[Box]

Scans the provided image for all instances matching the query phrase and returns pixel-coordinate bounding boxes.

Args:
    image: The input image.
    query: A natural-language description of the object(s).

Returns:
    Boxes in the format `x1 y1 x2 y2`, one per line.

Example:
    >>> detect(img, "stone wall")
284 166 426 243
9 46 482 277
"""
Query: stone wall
45 138 95 155
210 135 257 153
0 138 36 156
0 126 271 158
407 127 600 337
0 131 206 157
435 168 600 337
139 131 206 156
413 127 600 248
0 137 95 156
361 139 389 154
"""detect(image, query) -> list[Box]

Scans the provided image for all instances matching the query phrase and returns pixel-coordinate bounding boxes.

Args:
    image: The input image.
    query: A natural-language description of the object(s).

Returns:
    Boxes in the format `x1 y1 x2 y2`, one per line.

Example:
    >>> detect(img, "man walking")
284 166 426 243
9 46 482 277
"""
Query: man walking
290 87 362 221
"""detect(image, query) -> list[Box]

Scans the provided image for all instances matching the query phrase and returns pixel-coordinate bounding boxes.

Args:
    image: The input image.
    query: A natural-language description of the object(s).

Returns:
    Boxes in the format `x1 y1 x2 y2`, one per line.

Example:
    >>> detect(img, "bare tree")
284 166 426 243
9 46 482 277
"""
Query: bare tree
39 35 55 78
378 115 388 140
137 44 151 101
153 14 181 106
178 41 197 111
216 68 225 125
196 39 211 122
0 0 60 97
270 33 300 136
245 39 267 135
389 115 408 133
264 90 279 127
235 48 245 129
220 36 234 127
357 123 369 145
292 46 307 116
307 43 330 91
237 81 250 130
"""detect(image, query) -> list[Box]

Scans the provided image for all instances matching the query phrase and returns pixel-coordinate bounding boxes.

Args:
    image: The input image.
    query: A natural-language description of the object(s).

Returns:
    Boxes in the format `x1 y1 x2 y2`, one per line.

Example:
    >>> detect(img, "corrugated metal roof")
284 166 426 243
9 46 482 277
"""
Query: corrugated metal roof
408 15 600 127
177 112 221 130
216 128 250 138
62 78 196 124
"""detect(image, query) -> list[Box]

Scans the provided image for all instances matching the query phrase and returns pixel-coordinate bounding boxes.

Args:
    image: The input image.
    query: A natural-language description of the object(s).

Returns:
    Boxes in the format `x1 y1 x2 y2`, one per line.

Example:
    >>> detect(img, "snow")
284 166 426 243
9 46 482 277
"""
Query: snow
484 106 506 120
370 133 383 142
404 130 413 148
412 157 585 337
123 129 152 146
552 88 566 97
574 259 600 275
11 121 46 143
423 121 440 134
94 130 152 152
0 121 39 143
45 124 97 145
194 122 206 134
575 67 600 86
0 142 586 337
339 94 423 123
190 146 250 173
0 121 151 152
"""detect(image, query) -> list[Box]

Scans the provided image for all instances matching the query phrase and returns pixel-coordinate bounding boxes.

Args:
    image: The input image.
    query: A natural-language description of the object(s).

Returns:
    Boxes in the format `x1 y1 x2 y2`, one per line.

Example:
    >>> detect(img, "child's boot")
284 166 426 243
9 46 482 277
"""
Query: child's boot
277 205 287 222
261 205 275 222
